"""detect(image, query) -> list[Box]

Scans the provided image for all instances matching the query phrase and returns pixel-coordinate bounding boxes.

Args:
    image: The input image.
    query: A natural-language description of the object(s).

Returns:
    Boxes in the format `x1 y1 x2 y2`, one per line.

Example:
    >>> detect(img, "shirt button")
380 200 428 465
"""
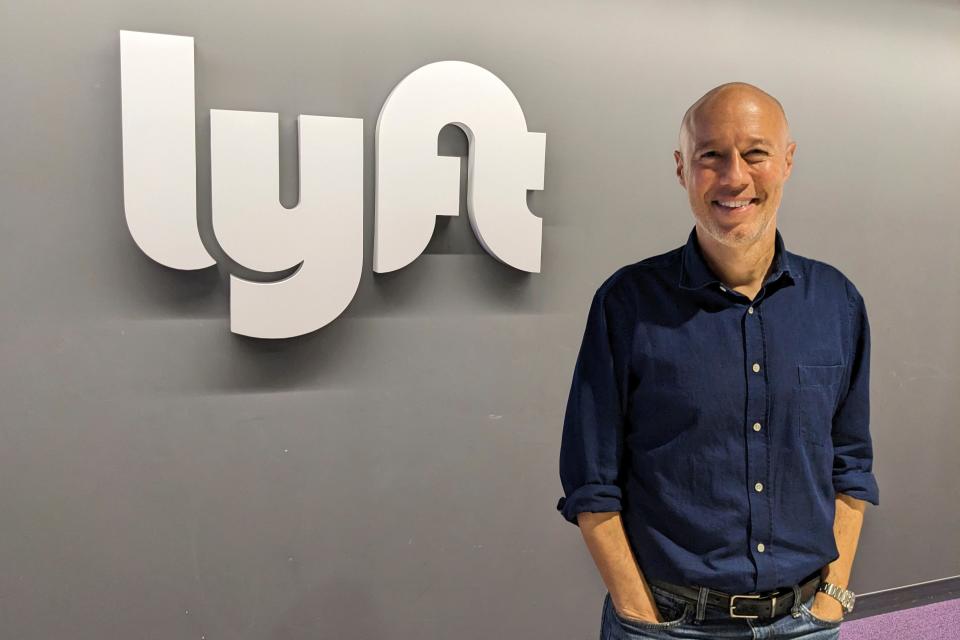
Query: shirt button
755 482 764 492
753 422 762 432
757 543 765 553
748 306 754 314
752 363 760 373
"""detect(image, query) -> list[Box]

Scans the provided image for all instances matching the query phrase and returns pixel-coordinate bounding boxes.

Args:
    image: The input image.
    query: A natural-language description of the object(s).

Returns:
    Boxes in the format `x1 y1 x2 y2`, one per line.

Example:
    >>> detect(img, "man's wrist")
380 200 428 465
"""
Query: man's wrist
818 582 856 613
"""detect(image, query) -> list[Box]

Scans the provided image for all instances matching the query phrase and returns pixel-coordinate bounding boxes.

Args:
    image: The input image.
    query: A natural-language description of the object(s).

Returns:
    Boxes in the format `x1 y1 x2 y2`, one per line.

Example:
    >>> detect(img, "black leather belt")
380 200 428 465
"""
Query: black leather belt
647 571 821 620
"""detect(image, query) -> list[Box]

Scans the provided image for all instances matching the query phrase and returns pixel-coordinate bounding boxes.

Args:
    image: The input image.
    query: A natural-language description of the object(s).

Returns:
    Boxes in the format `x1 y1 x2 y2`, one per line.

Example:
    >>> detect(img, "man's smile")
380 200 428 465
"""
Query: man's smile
711 197 759 215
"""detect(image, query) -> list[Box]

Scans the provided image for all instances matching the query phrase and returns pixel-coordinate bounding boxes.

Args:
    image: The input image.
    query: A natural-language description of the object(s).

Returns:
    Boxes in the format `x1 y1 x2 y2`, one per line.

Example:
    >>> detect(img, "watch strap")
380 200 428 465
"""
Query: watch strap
819 581 856 613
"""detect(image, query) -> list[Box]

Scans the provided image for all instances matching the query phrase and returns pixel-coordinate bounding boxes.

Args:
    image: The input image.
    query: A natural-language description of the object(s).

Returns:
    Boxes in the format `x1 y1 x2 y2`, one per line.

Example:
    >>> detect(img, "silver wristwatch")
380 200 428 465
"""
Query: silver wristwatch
818 582 856 613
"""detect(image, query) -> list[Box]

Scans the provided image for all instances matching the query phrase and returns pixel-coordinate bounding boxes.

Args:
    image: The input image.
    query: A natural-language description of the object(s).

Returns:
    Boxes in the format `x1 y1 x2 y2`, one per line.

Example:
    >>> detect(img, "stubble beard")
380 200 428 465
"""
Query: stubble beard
696 205 776 251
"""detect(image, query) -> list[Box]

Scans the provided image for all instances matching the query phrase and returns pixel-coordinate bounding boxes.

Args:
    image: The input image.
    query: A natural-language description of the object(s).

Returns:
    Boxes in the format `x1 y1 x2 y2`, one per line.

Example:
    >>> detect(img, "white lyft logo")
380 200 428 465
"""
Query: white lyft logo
120 30 546 339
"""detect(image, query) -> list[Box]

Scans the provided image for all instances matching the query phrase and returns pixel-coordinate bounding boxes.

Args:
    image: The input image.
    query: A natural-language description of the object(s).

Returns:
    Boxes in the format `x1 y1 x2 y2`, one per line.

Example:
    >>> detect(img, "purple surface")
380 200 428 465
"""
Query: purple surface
842 599 959 640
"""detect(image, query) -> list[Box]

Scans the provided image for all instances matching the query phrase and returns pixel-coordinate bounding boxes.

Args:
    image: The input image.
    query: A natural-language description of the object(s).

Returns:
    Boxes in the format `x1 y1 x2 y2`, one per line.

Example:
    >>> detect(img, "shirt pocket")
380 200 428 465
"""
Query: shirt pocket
797 363 844 447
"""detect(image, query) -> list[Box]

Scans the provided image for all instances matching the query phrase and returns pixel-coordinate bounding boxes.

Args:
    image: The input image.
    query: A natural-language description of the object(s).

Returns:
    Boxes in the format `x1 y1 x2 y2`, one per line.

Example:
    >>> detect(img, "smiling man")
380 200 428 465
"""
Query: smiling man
557 83 879 639
676 83 793 299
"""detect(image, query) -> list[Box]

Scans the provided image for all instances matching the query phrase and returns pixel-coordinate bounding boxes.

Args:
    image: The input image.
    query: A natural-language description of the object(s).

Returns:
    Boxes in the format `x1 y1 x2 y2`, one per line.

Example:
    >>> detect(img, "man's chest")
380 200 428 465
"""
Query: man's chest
624 286 849 452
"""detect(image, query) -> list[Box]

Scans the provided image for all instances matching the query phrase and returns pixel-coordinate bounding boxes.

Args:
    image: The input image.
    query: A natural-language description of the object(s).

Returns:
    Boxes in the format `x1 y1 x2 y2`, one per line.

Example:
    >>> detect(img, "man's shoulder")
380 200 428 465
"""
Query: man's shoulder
595 246 683 300
787 250 864 302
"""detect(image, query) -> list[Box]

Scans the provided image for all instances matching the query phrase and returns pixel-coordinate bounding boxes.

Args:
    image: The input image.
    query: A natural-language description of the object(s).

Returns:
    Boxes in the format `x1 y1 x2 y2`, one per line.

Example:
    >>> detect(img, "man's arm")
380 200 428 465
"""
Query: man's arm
578 511 664 623
810 284 879 621
558 285 657 617
812 493 868 621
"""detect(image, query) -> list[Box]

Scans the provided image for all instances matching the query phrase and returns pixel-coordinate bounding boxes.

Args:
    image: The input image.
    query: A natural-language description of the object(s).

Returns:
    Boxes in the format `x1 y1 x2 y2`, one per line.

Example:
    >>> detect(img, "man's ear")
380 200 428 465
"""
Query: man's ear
783 141 797 180
674 149 686 188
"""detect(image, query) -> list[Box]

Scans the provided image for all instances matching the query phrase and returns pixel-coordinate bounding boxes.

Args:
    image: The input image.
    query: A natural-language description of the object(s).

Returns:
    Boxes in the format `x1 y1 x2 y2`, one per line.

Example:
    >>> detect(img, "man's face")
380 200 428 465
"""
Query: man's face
674 90 796 248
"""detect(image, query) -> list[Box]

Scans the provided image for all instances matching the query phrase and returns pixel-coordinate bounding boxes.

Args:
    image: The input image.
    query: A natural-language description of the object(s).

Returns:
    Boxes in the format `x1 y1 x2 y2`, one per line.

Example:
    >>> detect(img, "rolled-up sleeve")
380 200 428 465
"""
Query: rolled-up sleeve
831 282 880 506
557 284 632 525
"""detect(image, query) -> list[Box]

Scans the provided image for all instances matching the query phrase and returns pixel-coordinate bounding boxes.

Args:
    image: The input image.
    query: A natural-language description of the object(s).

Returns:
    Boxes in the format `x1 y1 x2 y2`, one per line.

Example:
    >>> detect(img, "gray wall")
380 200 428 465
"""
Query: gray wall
1 1 958 638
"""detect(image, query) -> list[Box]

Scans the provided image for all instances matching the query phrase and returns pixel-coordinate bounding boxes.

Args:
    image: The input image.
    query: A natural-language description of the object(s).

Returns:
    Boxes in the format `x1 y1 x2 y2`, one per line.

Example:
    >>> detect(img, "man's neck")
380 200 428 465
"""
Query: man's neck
696 223 777 300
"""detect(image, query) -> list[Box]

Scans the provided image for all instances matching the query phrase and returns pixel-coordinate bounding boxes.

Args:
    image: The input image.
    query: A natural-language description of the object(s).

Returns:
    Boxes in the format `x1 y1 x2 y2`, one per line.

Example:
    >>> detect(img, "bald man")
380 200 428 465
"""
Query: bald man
557 83 878 639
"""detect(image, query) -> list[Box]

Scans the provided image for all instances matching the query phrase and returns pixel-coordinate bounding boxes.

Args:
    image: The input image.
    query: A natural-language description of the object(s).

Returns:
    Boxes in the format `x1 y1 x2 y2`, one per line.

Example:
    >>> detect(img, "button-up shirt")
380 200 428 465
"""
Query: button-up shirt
557 225 879 594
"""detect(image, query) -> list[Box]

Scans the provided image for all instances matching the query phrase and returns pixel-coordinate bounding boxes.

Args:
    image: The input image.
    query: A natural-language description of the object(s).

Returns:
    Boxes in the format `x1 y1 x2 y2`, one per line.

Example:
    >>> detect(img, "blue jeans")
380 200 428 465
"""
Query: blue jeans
601 582 842 639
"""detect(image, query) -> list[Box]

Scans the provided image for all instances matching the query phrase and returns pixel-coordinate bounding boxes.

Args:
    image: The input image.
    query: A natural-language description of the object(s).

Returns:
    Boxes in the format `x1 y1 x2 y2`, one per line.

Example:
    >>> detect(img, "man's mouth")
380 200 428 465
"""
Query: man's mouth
711 198 759 214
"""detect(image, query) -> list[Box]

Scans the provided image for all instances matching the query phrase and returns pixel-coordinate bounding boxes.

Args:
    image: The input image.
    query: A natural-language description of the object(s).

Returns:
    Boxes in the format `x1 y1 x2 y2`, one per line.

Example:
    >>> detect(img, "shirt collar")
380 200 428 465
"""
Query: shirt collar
678 225 800 291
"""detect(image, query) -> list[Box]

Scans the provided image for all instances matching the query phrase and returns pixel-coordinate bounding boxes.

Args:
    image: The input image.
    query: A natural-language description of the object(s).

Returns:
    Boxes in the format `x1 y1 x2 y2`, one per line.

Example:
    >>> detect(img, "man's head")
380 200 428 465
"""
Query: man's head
674 82 796 249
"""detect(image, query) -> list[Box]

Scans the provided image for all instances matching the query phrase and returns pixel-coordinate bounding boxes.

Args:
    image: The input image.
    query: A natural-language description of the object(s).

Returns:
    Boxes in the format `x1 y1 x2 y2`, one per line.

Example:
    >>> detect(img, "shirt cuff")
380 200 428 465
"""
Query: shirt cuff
556 483 623 525
833 471 880 506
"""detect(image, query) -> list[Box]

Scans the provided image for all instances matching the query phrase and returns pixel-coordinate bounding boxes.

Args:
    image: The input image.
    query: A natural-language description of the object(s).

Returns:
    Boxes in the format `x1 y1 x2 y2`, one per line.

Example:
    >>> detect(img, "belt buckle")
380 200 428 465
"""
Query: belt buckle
729 593 776 619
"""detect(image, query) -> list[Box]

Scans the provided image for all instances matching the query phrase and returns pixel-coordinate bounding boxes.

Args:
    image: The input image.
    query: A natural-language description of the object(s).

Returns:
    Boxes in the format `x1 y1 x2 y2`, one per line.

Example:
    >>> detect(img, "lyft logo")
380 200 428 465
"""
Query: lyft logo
120 30 546 338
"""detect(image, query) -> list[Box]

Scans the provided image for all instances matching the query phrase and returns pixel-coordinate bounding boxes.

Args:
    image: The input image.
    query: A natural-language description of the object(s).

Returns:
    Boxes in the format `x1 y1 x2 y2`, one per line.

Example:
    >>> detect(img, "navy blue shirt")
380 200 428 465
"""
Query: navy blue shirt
557 225 879 594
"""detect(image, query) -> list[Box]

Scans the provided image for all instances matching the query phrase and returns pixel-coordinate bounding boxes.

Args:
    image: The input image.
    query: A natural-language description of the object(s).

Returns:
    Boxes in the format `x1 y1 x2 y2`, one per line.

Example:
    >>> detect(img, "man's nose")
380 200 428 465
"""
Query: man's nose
718 152 749 188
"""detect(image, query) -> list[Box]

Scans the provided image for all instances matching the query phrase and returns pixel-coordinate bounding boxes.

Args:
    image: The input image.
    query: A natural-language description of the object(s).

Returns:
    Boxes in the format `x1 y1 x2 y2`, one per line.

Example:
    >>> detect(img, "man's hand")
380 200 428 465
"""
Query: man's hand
808 591 845 622
614 602 664 625
577 512 663 624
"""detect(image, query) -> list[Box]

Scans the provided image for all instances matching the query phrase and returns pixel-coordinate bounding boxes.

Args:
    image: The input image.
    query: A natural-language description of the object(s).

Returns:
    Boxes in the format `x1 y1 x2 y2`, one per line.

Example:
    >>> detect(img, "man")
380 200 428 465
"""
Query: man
557 82 879 639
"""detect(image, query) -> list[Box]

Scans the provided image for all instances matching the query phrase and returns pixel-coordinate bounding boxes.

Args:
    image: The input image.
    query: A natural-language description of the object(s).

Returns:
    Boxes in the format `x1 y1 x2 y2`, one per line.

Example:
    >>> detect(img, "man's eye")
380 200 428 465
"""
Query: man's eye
701 151 717 158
